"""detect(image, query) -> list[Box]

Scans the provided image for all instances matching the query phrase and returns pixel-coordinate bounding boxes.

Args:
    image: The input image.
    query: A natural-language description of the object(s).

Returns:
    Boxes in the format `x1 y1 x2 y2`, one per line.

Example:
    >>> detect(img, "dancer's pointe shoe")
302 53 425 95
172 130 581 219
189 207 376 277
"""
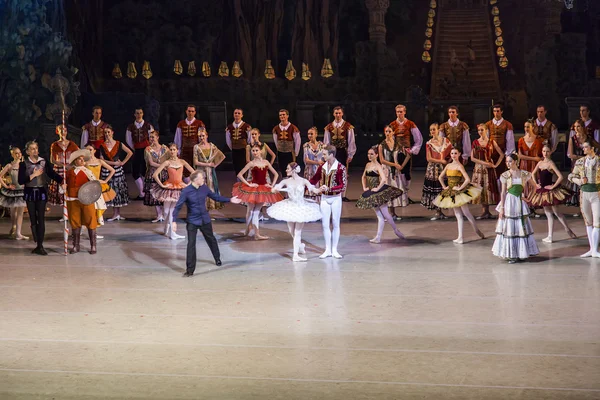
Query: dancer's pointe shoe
332 251 343 259
542 236 553 243
8 226 15 237
453 238 464 244
567 230 577 239
170 230 185 240
96 234 104 239
151 217 164 223
319 251 332 259
476 229 485 240
476 213 492 220
58 217 66 222
369 237 381 244
107 215 125 222
292 254 307 262
580 250 593 258
253 225 269 240
394 229 405 239
299 243 306 254
16 234 29 240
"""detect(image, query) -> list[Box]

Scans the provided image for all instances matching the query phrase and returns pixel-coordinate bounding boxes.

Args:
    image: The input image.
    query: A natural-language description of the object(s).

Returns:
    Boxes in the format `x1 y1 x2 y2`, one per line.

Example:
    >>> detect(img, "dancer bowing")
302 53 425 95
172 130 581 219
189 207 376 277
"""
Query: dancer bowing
144 131 168 222
268 163 322 261
421 123 453 220
309 145 348 259
433 148 484 244
100 125 132 221
0 146 28 240
568 142 600 258
152 143 195 240
18 141 64 255
526 144 576 243
173 170 242 277
355 146 405 243
234 144 283 239
492 153 539 263
194 130 225 211
471 123 503 219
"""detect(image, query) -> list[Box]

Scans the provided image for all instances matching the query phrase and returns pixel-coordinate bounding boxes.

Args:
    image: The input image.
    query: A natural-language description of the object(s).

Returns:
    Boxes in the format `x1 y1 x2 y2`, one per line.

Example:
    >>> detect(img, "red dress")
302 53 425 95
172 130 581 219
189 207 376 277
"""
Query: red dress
518 136 543 172
232 166 284 205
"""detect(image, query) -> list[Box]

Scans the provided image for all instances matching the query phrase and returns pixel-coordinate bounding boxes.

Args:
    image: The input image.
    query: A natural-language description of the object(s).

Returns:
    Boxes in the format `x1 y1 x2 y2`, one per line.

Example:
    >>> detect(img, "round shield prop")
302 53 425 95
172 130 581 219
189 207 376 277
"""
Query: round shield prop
78 180 102 205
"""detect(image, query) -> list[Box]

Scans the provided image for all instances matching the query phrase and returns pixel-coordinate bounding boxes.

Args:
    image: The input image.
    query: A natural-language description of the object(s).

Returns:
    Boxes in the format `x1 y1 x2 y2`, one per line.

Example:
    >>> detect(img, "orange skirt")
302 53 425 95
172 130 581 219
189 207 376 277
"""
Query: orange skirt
232 183 284 205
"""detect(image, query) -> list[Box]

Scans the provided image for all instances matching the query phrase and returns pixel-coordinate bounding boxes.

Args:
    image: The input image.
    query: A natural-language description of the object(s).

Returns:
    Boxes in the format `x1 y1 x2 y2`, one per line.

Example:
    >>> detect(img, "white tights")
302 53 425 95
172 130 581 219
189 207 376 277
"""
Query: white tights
287 222 306 261
373 205 404 242
9 206 26 238
162 201 182 239
453 206 481 243
245 202 265 234
543 206 571 241
320 195 342 257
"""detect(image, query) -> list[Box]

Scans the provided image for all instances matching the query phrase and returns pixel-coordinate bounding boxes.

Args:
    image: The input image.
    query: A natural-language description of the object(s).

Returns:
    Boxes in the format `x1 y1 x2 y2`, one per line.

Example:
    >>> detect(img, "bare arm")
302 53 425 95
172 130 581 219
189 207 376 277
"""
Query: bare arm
398 151 411 170
455 163 471 191
0 164 11 189
266 161 279 185
498 180 507 219
120 143 134 165
361 168 368 191
372 165 387 192
379 144 395 168
492 140 504 168
237 161 254 185
245 145 251 163
181 160 195 174
153 161 169 187
265 144 276 164
100 159 115 183
531 161 541 187
438 165 449 189
548 161 563 189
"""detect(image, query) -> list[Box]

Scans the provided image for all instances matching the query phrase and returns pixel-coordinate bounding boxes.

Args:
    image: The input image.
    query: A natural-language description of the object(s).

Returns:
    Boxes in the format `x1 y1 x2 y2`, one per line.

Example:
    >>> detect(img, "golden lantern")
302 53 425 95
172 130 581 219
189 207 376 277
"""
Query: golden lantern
496 46 505 57
490 0 497 4
187 61 197 76
495 27 502 36
493 16 501 26
218 61 229 77
127 61 137 79
112 63 122 79
425 28 433 38
429 0 437 8
495 36 504 47
427 17 434 28
264 60 275 79
284 60 296 80
596 66 600 79
321 58 334 78
141 61 152 79
428 9 436 18
421 51 431 63
499 56 508 68
173 60 183 75
232 61 243 77
301 62 312 80
423 39 432 51
491 6 499 16
201 61 211 77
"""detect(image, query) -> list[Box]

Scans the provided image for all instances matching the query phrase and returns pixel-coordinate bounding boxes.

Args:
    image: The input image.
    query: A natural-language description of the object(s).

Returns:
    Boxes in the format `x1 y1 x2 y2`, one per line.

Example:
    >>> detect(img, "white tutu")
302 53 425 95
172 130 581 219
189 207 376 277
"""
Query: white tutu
267 199 322 223
492 192 539 260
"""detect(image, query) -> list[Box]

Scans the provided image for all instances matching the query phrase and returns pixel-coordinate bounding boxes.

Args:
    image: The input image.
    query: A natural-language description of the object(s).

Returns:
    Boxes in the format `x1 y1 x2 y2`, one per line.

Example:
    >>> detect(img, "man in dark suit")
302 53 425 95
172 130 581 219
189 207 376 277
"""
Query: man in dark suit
172 170 241 277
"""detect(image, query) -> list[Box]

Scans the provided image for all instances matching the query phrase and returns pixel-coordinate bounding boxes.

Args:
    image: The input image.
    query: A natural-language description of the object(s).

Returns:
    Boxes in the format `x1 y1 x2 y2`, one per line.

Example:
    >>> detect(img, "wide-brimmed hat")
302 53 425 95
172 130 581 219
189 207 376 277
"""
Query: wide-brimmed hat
78 180 102 205
68 149 91 164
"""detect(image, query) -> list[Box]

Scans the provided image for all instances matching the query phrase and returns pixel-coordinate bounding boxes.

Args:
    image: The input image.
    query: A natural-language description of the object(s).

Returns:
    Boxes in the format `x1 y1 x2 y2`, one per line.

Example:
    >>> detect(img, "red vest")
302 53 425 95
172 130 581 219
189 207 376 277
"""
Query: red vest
389 119 417 149
485 119 513 151
535 120 556 143
440 120 469 153
272 124 299 142
66 169 90 198
177 119 205 149
128 121 152 149
325 121 354 149
227 122 252 149
83 121 109 142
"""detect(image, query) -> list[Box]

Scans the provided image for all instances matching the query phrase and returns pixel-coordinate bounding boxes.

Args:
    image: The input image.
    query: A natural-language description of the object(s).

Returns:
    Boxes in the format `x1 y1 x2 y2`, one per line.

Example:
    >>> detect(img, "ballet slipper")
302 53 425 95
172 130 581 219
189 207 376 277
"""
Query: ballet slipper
369 237 381 244
299 243 306 254
476 229 485 240
253 225 269 240
542 236 553 243
319 251 332 259
16 234 29 240
453 238 464 244
567 229 577 239
332 250 343 259
292 254 307 262
394 229 405 239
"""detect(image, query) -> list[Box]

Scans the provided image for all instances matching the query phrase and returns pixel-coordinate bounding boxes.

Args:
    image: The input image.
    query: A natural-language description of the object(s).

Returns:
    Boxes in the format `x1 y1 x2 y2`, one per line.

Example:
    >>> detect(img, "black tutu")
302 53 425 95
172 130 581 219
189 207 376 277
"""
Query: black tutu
356 185 404 210
0 187 26 208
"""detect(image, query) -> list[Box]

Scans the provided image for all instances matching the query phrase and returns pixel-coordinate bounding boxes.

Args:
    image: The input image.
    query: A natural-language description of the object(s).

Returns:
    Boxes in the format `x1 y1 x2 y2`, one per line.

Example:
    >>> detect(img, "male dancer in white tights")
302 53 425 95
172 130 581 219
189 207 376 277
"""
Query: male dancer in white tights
309 145 348 259
568 141 600 258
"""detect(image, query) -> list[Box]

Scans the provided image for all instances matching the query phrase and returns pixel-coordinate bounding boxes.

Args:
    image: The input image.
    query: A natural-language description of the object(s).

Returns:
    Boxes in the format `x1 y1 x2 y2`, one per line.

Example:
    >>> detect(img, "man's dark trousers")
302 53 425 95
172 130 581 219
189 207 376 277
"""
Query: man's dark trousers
186 221 220 273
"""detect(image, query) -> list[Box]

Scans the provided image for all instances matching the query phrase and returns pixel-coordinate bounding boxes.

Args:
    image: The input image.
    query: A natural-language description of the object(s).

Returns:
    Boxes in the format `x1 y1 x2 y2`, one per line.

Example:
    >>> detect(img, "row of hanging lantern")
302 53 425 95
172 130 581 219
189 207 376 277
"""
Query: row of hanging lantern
112 59 334 80
421 0 437 63
490 0 508 68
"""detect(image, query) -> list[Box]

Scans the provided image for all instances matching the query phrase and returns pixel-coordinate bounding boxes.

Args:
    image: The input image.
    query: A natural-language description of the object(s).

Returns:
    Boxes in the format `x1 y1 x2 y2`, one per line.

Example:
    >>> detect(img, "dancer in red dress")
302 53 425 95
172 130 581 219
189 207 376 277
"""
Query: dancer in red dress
233 144 283 239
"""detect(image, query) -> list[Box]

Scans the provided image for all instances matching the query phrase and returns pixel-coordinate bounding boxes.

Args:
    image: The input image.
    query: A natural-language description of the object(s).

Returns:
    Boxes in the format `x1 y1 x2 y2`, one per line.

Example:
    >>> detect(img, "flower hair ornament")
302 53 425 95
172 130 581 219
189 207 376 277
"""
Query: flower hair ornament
294 165 301 173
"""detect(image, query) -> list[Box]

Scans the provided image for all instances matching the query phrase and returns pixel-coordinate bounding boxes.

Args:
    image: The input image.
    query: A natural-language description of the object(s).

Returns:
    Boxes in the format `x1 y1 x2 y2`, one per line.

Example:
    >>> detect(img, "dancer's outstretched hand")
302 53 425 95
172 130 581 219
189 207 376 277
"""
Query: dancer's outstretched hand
230 196 242 204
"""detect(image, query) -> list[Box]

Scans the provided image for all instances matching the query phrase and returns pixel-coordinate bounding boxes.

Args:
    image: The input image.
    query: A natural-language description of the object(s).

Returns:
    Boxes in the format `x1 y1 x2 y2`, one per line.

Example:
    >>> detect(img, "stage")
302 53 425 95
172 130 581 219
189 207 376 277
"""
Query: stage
0 172 599 399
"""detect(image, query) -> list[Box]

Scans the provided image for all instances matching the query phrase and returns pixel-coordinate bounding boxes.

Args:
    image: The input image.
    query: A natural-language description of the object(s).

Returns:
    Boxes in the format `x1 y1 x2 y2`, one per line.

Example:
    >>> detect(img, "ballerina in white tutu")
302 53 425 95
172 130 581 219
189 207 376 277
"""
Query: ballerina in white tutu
268 162 321 262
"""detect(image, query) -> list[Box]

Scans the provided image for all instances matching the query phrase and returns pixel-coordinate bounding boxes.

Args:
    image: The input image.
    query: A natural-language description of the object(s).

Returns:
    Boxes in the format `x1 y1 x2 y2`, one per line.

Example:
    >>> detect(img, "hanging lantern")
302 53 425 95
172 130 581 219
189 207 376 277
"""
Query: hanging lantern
423 39 432 51
187 61 197 76
218 61 229 77
425 28 433 38
112 63 122 79
493 16 501 26
496 46 505 57
421 51 432 63
495 27 502 36
127 62 137 79
321 58 334 78
173 60 183 75
201 61 211 77
264 60 275 79
428 9 436 18
141 61 152 79
284 60 296 80
301 62 312 80
499 56 508 68
495 36 504 46
429 0 437 8
427 17 434 28
232 61 243 77
489 0 497 4
491 6 499 16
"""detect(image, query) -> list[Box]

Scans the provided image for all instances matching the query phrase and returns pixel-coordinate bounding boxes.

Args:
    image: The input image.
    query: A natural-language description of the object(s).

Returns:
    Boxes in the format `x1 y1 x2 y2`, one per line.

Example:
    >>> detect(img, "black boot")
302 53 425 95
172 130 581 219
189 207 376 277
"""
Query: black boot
69 228 81 254
89 229 97 254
